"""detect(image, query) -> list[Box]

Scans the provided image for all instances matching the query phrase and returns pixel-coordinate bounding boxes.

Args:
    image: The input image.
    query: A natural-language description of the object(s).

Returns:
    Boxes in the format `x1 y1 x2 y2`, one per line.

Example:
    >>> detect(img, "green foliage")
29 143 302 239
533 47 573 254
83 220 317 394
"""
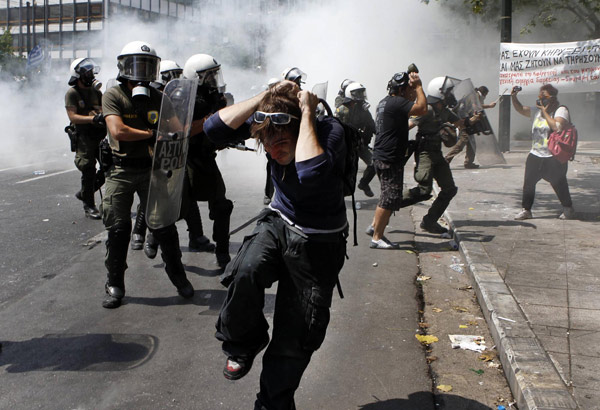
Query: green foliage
0 28 26 79
431 0 600 39
0 29 14 56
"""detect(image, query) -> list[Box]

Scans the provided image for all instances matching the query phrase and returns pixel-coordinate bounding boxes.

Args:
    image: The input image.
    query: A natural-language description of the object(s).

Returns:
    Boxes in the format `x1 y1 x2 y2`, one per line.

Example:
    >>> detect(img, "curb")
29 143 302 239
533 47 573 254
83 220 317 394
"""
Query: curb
437 196 579 410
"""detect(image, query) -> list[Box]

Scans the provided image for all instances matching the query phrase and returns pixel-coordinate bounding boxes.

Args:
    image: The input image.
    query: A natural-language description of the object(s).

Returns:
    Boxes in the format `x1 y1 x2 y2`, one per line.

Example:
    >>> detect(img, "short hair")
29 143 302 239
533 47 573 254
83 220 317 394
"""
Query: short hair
540 84 558 97
477 86 489 95
250 84 302 147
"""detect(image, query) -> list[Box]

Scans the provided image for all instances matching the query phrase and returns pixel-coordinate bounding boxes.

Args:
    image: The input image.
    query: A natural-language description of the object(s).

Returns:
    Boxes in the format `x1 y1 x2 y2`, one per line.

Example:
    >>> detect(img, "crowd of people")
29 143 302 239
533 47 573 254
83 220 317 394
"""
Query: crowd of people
64 41 576 409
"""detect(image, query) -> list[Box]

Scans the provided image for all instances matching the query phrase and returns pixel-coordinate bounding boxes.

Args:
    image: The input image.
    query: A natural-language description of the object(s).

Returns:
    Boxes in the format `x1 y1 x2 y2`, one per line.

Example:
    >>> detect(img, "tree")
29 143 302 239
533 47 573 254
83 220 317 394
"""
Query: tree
425 0 600 39
0 28 25 79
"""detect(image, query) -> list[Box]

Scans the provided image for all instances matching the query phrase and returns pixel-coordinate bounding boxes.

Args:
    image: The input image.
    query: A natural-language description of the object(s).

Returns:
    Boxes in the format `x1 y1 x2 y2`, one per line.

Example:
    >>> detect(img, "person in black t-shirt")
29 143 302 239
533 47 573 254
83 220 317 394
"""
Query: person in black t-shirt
367 71 427 249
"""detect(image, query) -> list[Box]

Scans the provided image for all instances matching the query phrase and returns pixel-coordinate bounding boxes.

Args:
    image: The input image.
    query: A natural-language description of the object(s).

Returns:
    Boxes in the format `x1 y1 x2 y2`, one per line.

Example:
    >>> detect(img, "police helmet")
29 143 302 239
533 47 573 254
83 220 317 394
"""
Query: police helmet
387 72 409 94
281 67 307 85
68 57 100 87
426 76 446 104
183 54 226 93
339 78 354 93
344 82 367 102
117 41 161 83
158 60 183 86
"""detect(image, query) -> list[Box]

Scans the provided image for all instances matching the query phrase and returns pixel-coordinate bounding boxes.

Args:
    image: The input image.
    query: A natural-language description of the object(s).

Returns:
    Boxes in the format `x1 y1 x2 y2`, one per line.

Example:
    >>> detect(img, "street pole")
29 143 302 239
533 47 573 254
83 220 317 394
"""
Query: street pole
26 1 30 53
498 0 512 152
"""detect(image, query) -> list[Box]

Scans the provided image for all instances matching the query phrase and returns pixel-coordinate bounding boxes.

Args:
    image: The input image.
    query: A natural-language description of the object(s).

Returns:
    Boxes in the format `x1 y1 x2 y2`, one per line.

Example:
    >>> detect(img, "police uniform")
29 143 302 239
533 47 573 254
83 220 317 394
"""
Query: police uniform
186 87 233 268
335 101 376 191
406 104 459 227
101 83 193 307
65 86 104 210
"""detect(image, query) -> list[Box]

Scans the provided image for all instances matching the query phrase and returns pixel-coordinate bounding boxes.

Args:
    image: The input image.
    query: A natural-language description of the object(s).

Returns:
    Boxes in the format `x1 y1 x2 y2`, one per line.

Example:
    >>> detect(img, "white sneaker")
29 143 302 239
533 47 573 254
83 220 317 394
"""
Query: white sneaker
514 209 532 220
370 237 400 250
559 207 575 220
365 225 374 237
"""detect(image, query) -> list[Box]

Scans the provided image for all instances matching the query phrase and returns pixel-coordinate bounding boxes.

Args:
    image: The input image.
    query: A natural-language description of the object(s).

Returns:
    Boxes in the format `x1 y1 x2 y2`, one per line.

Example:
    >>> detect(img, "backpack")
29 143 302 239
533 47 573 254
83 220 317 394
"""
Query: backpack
548 106 578 164
320 99 360 246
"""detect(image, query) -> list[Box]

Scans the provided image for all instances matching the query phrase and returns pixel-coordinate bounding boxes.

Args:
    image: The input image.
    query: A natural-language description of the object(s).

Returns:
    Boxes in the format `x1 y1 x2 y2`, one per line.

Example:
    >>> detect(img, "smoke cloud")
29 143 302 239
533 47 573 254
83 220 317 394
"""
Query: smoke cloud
1 0 594 172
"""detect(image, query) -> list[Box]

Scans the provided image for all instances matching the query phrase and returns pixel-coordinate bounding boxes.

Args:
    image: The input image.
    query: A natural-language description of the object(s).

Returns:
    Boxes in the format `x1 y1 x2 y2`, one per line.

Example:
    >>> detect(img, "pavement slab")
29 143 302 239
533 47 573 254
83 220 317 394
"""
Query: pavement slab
441 147 600 410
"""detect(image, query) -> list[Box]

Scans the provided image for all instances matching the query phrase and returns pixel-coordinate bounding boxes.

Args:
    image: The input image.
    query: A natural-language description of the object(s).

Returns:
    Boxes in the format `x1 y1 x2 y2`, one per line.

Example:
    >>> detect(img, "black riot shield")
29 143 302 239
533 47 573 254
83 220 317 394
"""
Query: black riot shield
145 78 198 230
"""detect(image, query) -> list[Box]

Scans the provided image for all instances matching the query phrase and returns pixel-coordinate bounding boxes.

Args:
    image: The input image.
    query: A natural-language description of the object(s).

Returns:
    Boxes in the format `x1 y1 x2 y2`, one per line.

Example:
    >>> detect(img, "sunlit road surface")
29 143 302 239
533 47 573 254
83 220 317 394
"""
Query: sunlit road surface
0 144 433 410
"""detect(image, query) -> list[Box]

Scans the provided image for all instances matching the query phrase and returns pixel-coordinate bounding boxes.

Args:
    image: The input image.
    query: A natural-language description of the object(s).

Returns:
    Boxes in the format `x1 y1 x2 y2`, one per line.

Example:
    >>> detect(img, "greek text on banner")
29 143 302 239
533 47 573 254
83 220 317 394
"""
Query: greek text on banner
499 39 600 95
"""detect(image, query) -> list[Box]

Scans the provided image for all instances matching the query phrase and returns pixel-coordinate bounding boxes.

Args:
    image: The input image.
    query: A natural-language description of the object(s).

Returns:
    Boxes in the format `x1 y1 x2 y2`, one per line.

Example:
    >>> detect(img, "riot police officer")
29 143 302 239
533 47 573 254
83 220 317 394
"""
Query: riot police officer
101 41 194 309
335 81 377 197
405 76 479 234
183 53 233 269
65 58 105 219
334 78 354 109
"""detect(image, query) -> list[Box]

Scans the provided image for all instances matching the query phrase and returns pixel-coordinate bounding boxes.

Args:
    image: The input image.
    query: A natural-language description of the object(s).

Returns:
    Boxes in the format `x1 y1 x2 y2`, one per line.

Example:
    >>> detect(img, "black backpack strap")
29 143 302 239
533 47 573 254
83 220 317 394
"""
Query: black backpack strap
319 98 358 247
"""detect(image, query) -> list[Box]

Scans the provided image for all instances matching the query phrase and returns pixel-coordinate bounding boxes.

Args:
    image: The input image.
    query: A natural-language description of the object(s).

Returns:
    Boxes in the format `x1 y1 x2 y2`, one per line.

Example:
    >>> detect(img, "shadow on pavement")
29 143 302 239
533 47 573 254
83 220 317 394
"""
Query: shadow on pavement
357 391 492 409
125 289 276 315
184 264 222 277
0 333 157 373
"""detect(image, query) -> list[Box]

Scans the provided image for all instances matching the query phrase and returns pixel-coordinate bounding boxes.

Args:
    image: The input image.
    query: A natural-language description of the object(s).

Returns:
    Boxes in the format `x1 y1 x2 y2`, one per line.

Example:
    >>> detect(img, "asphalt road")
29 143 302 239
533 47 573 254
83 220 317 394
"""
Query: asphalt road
0 142 434 410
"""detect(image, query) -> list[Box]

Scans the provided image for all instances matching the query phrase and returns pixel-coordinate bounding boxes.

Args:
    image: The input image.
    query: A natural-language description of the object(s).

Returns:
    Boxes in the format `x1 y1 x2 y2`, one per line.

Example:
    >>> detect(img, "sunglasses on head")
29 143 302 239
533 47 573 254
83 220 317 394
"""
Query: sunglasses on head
254 111 299 125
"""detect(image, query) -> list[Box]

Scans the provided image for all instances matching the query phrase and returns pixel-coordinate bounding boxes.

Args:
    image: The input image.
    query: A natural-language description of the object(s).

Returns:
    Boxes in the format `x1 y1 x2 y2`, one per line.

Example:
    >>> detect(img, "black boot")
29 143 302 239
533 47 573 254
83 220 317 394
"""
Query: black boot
152 225 194 298
103 228 129 308
144 232 159 259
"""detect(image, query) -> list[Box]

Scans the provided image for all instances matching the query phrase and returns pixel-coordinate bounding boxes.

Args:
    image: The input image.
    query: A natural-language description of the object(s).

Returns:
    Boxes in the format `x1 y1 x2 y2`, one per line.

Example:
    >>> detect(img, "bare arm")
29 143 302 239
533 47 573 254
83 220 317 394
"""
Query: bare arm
408 73 427 116
511 87 531 118
105 114 154 142
408 119 417 130
66 106 96 125
295 90 323 162
540 105 568 132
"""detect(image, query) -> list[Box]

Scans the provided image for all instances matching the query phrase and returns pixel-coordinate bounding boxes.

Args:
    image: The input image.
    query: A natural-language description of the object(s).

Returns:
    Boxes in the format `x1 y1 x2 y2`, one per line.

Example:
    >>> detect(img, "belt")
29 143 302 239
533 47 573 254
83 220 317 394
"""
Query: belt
112 155 153 169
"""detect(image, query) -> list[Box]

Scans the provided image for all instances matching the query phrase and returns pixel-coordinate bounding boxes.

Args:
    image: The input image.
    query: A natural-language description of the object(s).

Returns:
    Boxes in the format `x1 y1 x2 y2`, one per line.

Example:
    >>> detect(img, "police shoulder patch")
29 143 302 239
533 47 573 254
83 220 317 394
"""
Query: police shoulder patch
148 110 159 124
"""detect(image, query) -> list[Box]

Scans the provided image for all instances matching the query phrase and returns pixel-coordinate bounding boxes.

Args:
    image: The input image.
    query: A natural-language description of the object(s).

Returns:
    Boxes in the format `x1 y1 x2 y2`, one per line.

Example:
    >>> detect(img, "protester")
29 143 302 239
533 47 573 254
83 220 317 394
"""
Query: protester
511 84 575 220
204 80 347 410
366 71 427 249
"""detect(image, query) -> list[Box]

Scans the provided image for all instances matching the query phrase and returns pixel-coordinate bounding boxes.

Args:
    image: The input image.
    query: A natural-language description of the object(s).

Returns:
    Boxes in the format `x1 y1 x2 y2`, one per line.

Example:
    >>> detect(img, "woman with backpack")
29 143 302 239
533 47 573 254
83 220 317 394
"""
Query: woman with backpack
511 84 575 220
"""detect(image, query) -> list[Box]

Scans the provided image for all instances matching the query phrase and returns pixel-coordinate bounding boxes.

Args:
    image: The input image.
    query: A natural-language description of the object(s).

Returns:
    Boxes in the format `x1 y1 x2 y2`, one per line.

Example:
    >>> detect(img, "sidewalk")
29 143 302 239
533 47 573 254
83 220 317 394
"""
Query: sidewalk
442 148 600 410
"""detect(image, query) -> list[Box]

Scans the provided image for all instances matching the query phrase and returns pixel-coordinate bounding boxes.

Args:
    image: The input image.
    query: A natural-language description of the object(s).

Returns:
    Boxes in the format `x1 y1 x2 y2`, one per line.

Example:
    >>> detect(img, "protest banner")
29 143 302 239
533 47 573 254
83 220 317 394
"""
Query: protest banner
499 39 600 94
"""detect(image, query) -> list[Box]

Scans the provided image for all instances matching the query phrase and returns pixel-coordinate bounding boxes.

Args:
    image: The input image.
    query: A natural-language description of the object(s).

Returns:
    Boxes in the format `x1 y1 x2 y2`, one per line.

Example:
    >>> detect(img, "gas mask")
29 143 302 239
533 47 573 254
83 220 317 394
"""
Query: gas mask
132 82 151 103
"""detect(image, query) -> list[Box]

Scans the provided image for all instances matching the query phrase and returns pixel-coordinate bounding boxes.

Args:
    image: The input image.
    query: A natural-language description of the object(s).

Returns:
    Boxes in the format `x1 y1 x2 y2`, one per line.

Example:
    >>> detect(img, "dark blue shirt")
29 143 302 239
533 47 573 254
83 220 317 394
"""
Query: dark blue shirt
204 113 347 232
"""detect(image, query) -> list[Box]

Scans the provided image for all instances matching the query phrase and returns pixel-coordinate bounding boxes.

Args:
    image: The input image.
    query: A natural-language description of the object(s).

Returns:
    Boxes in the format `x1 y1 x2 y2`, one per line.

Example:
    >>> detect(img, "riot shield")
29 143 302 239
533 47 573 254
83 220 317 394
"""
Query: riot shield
312 82 328 116
444 77 506 165
311 81 328 100
145 78 198 230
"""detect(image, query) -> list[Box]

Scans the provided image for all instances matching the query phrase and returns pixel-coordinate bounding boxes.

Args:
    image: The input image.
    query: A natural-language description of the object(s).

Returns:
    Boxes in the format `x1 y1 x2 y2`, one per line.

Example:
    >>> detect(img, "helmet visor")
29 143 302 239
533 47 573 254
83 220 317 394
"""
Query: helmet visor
77 58 100 76
119 55 160 82
202 68 226 92
161 68 183 84
350 88 367 101
286 68 307 84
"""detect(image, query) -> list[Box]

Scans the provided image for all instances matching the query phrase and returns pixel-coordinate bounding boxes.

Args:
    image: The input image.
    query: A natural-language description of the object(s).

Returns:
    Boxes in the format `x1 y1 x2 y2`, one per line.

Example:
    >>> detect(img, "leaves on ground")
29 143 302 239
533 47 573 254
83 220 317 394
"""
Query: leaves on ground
479 351 497 362
432 307 443 313
452 306 469 312
437 385 453 392
415 334 439 345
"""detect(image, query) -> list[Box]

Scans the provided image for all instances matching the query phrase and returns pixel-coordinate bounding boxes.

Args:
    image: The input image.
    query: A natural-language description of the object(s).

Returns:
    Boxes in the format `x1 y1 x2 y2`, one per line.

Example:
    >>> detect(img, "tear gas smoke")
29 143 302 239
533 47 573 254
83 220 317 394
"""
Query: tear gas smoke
0 0 595 173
